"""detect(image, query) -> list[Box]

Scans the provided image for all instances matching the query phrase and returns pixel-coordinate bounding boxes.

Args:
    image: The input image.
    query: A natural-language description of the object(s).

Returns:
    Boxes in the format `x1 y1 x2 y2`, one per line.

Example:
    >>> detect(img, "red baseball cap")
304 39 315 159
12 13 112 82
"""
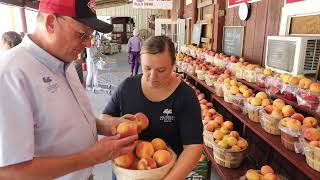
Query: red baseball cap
39 0 113 33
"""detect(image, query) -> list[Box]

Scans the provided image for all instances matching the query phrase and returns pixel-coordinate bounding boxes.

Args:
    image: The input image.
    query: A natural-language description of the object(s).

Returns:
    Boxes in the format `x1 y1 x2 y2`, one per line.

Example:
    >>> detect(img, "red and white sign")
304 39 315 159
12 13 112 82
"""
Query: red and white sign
286 0 304 4
133 0 173 10
228 0 261 8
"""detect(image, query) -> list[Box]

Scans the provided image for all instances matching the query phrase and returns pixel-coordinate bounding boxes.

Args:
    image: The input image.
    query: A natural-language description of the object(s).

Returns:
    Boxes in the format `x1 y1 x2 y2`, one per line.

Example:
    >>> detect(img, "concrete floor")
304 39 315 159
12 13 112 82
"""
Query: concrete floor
85 50 219 180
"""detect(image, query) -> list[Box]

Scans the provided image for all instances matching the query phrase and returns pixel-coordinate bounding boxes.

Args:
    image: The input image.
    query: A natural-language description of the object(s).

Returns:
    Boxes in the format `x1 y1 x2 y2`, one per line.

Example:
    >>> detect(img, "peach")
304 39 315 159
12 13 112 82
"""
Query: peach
291 113 304 122
273 99 285 110
256 92 268 100
116 122 138 138
134 112 149 132
303 117 318 128
264 68 272 75
137 157 157 170
264 105 273 114
263 173 277 180
231 145 241 152
281 105 295 117
206 102 213 108
200 104 208 111
261 99 271 106
243 89 253 98
280 117 291 127
226 136 238 146
237 139 248 149
220 126 229 134
217 140 228 149
213 130 224 140
282 74 291 84
299 78 312 89
229 131 240 140
250 97 262 106
288 76 300 86
213 116 224 124
231 86 240 95
287 119 302 131
222 121 233 130
151 138 167 151
208 108 216 114
199 99 207 104
129 157 140 170
309 141 318 147
304 128 320 141
114 152 135 168
136 141 155 159
261 165 274 175
271 108 283 119
310 83 320 94
239 85 248 93
153 150 172 167
246 169 260 180
206 121 219 131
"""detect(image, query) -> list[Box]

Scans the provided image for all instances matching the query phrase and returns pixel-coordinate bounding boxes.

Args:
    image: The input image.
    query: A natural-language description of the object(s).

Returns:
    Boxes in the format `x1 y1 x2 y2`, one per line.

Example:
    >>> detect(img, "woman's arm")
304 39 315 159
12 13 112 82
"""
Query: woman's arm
164 144 203 180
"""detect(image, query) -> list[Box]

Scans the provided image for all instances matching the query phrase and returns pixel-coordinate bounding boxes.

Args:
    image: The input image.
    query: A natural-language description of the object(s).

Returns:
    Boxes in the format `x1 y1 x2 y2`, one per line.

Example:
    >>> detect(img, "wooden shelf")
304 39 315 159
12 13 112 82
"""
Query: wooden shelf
238 79 320 120
183 71 320 180
203 146 246 180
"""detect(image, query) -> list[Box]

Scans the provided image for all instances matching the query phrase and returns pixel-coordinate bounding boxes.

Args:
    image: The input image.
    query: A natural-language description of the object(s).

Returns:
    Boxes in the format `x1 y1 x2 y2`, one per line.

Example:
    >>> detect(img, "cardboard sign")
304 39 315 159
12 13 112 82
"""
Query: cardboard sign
286 0 304 4
133 0 173 10
228 0 261 7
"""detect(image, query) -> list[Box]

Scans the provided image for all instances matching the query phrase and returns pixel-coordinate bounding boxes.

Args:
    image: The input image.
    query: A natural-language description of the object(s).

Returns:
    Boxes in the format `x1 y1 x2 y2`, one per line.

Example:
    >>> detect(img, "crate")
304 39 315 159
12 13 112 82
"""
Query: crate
186 151 210 180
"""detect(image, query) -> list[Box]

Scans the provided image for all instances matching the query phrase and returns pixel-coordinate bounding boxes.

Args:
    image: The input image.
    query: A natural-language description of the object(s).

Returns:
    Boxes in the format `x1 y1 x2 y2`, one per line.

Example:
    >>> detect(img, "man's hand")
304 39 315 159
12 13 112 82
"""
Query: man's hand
87 134 138 165
97 114 135 136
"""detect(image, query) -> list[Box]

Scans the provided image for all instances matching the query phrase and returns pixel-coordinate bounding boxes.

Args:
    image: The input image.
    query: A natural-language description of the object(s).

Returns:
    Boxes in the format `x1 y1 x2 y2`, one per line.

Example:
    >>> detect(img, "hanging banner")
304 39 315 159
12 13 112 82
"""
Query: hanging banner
228 0 261 8
286 0 304 4
133 0 173 10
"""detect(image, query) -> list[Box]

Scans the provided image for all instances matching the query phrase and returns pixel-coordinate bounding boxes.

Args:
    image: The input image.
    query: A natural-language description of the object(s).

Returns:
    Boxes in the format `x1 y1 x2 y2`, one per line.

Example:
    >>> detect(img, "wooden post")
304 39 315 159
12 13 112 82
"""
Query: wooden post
19 7 28 33
191 0 198 32
212 0 225 52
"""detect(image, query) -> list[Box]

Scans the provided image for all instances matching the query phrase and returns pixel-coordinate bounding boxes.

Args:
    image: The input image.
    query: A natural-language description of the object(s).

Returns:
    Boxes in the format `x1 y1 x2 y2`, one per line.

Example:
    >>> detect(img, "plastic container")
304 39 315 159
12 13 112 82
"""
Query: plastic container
265 76 282 96
227 62 237 76
214 82 224 97
223 86 232 103
260 110 281 135
296 89 320 111
112 148 177 180
212 138 248 168
281 83 298 102
236 64 245 80
243 101 263 123
205 74 218 86
243 69 257 83
256 73 268 88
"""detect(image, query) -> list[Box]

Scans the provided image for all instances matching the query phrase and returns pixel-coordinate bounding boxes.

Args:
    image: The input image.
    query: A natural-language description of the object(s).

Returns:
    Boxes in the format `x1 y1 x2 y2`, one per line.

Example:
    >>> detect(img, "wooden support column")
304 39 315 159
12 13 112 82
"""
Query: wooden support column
212 0 225 52
20 7 27 33
191 0 198 32
179 0 184 18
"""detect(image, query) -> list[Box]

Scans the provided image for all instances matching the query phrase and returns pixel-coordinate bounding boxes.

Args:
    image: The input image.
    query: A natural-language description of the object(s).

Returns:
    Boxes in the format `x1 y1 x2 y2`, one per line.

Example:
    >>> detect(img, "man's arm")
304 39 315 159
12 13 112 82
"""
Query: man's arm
164 144 203 180
0 135 137 180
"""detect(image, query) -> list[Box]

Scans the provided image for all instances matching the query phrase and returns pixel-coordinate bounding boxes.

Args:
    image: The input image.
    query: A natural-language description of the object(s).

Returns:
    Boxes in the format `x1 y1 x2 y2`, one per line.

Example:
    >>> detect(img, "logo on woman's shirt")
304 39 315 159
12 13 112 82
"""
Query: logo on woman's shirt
160 108 175 123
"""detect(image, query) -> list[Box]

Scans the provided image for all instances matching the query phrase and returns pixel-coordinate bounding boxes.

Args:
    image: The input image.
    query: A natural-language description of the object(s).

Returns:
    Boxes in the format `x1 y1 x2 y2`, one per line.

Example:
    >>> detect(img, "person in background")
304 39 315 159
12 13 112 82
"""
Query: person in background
101 36 203 180
86 36 105 90
0 31 22 51
127 29 143 76
0 0 137 180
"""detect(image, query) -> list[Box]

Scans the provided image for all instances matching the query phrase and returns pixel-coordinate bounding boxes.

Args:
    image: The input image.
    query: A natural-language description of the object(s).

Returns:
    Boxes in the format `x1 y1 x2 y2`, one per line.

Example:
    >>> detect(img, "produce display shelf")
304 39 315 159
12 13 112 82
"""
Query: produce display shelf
183 71 320 180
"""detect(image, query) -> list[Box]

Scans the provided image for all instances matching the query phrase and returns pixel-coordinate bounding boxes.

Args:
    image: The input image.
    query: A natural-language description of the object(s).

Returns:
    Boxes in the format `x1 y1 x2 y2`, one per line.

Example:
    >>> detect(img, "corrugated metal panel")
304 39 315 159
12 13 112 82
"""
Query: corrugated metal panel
96 3 158 31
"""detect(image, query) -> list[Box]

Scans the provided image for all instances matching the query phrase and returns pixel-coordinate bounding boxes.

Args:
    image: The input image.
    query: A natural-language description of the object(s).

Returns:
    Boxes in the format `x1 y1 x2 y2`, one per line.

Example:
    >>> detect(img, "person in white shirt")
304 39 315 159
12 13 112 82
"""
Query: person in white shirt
0 0 137 180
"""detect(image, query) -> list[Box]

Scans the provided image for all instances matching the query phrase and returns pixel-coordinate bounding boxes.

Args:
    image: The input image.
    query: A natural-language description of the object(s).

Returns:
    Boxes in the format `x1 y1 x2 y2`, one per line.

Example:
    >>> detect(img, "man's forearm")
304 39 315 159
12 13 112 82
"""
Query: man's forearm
0 150 95 180
164 144 203 180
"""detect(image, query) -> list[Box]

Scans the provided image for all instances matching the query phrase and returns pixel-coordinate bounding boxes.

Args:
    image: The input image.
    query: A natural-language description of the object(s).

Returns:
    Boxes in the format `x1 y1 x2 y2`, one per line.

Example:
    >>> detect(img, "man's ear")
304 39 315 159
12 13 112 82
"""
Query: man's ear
45 14 57 33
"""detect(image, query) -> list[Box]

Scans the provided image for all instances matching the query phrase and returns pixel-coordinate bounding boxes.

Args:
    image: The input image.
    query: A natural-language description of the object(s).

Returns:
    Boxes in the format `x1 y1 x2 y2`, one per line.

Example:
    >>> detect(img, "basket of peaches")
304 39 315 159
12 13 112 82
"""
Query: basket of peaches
279 114 317 152
296 80 320 111
243 92 271 123
212 128 248 168
204 66 221 86
256 68 273 88
228 80 254 111
295 127 320 172
240 165 287 180
280 74 303 102
112 113 177 180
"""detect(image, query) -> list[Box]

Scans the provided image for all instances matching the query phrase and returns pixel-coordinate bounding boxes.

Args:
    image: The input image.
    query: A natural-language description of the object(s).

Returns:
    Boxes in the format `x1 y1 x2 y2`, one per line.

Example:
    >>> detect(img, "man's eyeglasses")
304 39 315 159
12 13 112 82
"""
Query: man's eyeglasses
56 16 94 41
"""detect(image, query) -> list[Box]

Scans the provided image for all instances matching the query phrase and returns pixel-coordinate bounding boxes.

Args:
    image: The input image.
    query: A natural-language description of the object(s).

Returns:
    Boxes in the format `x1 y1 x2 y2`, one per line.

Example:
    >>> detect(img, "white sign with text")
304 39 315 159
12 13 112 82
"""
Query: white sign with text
133 0 173 9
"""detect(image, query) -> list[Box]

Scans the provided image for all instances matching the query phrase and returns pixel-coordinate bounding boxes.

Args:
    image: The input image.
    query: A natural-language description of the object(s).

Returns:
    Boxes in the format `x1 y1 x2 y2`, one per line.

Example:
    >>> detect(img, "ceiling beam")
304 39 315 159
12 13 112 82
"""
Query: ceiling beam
96 1 131 9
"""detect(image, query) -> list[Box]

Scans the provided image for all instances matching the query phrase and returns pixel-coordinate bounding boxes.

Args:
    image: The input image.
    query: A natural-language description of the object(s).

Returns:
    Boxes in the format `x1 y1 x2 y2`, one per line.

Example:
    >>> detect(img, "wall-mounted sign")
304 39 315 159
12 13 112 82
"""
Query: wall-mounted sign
133 0 173 10
223 26 244 57
286 0 304 4
228 0 261 8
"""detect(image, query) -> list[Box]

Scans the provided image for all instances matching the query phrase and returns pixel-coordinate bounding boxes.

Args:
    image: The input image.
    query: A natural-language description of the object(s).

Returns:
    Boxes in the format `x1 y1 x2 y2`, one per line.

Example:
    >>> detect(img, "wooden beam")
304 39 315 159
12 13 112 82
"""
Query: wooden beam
212 0 225 52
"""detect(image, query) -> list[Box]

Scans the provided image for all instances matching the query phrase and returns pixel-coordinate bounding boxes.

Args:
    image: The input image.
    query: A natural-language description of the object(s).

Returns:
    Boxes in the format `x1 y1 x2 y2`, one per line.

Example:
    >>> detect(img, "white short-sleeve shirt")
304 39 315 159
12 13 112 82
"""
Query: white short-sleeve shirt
0 35 98 180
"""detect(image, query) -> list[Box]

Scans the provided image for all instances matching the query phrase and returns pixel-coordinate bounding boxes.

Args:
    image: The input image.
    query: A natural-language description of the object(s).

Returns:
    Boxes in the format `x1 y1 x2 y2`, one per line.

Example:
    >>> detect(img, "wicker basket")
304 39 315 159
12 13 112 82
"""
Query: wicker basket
229 95 245 111
212 138 248 168
196 70 206 81
243 69 257 83
112 148 177 180
236 65 245 80
260 111 281 135
203 129 214 148
302 138 320 172
278 123 300 151
205 74 217 87
223 86 232 103
214 82 224 97
244 101 262 123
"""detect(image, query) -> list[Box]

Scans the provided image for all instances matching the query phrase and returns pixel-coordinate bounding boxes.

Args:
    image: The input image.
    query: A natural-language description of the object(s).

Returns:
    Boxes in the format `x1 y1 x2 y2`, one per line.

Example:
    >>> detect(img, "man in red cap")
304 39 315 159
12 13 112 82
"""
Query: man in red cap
0 0 137 180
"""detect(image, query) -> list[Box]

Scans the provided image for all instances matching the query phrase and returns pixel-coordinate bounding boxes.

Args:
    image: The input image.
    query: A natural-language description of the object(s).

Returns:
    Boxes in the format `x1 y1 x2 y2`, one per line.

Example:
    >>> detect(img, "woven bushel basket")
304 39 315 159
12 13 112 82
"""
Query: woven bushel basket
203 128 214 148
260 111 281 135
302 138 320 172
278 124 299 151
112 148 177 180
212 138 248 168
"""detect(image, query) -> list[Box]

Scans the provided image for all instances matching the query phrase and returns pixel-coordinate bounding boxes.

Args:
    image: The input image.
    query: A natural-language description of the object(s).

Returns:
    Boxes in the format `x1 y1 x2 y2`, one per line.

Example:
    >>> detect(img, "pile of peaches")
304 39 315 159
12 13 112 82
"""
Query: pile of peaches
244 165 279 180
114 113 173 170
